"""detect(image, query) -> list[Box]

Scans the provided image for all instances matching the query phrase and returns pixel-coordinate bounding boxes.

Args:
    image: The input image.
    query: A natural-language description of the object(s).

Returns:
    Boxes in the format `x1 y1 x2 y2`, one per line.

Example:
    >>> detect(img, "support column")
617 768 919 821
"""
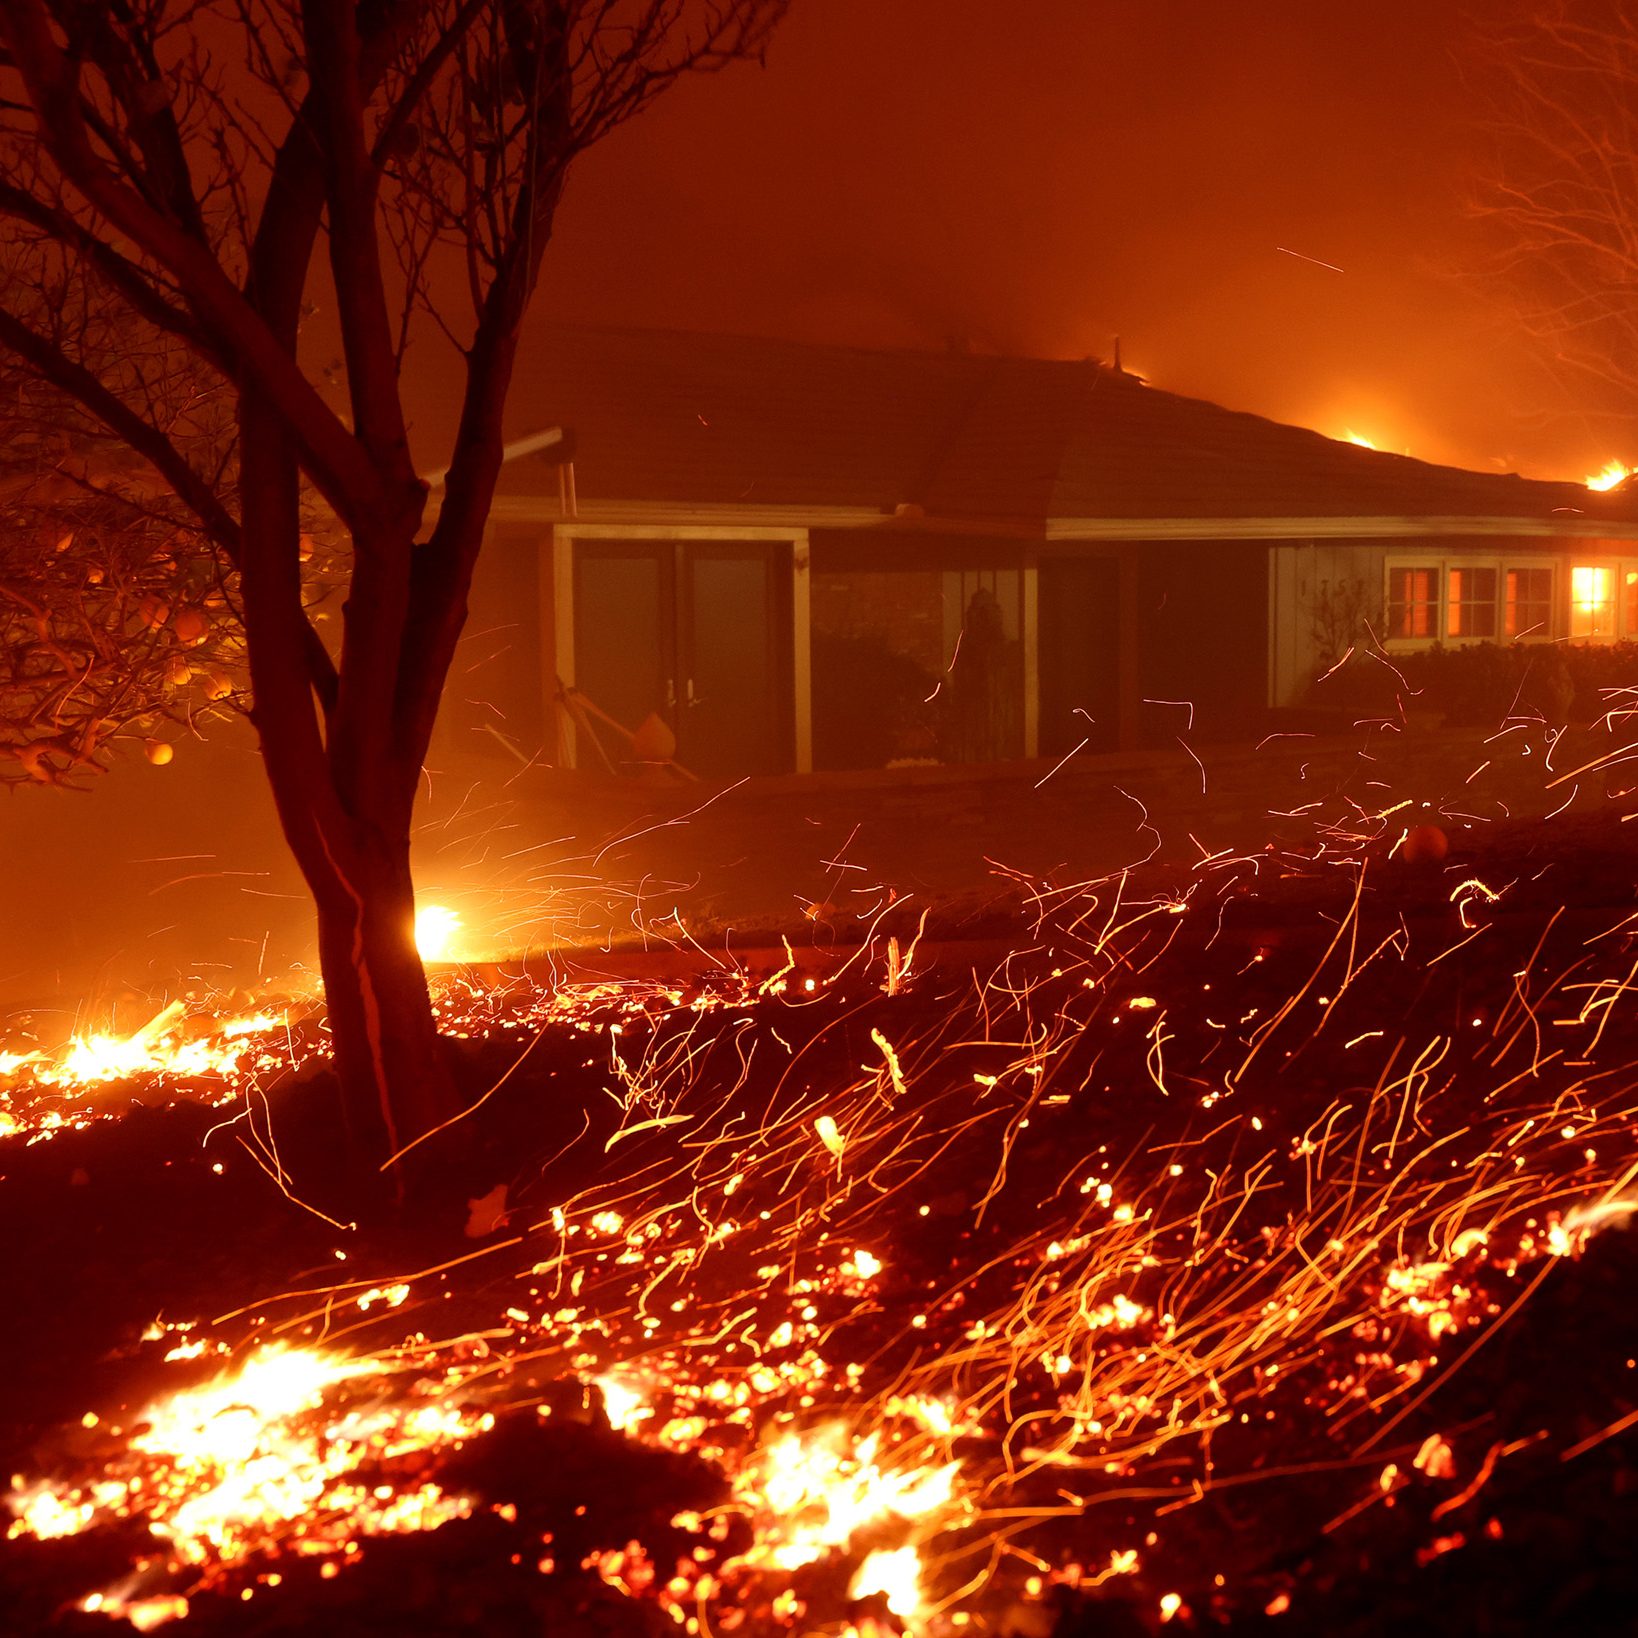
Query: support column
1021 545 1040 758
1117 547 1141 750
551 527 577 768
792 534 812 773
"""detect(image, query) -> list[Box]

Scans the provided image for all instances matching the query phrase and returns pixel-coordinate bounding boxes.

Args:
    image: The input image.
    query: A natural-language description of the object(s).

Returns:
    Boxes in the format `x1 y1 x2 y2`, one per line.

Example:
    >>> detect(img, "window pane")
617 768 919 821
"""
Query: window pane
810 565 943 768
1627 570 1638 638
1447 566 1496 638
1387 566 1436 639
1570 564 1615 638
1505 567 1553 639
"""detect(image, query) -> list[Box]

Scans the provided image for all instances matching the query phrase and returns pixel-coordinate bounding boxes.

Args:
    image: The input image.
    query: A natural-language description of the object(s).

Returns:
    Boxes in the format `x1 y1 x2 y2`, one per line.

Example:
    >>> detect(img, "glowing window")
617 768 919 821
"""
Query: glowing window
1570 564 1615 638
1386 566 1437 639
1504 566 1553 639
1445 567 1496 638
1626 570 1638 637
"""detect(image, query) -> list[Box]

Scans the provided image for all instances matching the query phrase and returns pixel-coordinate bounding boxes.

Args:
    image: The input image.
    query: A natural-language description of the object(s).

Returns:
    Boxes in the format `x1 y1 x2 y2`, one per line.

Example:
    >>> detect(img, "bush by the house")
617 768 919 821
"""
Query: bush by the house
811 631 941 769
1307 640 1638 726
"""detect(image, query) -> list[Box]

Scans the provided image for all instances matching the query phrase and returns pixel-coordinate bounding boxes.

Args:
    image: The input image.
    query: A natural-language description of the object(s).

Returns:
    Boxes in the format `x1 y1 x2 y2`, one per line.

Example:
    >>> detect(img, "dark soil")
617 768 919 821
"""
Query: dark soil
4 814 1638 1636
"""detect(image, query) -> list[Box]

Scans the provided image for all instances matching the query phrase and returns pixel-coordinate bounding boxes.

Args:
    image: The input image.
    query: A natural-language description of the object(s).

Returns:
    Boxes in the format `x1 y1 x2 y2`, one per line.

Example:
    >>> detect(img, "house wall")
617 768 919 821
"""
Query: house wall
1265 538 1638 711
1035 548 1124 755
1134 540 1272 743
431 521 553 771
433 522 1638 786
1267 541 1386 708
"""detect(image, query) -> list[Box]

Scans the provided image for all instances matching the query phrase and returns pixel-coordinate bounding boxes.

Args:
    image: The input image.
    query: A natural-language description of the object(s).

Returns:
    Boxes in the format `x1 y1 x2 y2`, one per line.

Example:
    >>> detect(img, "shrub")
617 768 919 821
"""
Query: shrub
1307 641 1638 726
811 631 940 769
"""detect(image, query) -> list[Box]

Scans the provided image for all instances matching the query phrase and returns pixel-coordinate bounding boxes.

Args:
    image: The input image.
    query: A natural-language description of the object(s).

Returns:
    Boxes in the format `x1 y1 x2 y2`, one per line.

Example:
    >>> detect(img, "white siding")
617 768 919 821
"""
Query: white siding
1268 542 1387 707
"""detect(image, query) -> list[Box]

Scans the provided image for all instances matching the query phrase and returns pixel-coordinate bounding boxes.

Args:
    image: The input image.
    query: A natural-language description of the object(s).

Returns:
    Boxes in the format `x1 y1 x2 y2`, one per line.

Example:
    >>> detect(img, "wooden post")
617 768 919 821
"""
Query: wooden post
1021 544 1040 758
1117 547 1141 750
792 534 812 773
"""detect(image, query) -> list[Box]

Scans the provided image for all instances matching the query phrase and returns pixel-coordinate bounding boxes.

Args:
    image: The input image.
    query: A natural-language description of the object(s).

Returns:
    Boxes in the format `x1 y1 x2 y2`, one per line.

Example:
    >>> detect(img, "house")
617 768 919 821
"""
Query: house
433 324 1638 779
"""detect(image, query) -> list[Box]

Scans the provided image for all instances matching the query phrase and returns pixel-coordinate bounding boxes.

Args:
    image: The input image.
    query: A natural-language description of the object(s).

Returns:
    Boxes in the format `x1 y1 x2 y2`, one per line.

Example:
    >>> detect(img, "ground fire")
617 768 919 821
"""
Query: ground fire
6 703 1638 1634
9 4 1638 1635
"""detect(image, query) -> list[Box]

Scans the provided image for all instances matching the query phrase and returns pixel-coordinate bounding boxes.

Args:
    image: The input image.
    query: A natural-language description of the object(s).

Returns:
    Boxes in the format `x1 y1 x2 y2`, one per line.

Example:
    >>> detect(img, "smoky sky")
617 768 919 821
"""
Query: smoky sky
515 0 1615 480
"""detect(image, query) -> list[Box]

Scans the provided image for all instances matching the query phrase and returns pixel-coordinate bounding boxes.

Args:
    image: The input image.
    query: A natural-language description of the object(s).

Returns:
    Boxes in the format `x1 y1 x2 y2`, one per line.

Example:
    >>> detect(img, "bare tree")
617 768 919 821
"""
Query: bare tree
0 311 253 783
0 413 227 783
0 1 785 1175
1466 2 1638 421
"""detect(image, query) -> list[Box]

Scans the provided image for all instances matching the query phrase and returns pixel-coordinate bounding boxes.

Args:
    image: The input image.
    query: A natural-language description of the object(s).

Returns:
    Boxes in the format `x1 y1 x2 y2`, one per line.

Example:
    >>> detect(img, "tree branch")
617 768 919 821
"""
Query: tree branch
0 304 240 554
0 0 409 534
0 177 218 362
301 0 418 487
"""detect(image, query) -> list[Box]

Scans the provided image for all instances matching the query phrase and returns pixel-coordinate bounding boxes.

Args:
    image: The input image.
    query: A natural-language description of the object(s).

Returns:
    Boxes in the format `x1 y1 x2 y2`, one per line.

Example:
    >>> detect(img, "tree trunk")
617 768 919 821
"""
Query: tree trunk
238 399 459 1184
312 824 458 1174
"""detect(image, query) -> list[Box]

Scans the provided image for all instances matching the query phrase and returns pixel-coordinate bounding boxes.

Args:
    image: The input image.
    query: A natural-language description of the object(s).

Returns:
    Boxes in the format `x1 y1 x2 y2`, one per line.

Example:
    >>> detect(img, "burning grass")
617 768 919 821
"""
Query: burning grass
5 744 1638 1633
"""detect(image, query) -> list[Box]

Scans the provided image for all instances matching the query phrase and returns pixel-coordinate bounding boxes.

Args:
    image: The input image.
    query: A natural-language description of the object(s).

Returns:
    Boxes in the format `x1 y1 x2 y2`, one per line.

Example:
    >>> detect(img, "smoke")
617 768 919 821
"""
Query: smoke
488 0 1617 478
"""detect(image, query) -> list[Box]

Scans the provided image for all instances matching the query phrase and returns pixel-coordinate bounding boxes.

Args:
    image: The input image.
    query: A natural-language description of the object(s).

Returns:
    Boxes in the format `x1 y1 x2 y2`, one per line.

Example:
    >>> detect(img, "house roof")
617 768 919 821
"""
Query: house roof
475 323 1638 533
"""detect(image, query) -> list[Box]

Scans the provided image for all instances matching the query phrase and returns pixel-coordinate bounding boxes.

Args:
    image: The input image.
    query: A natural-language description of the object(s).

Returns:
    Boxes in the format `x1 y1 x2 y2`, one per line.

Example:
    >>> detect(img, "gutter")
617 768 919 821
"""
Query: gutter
1044 513 1638 543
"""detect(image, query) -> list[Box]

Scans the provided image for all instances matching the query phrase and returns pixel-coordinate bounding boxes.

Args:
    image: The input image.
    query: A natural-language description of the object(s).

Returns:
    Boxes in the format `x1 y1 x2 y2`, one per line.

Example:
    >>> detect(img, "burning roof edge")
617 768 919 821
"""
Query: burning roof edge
470 324 1638 531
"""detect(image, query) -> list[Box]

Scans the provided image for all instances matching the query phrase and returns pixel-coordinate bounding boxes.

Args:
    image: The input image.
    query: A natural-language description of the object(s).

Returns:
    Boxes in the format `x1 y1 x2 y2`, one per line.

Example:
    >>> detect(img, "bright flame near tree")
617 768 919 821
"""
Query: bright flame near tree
1586 459 1631 491
414 904 461 962
24 1003 289 1091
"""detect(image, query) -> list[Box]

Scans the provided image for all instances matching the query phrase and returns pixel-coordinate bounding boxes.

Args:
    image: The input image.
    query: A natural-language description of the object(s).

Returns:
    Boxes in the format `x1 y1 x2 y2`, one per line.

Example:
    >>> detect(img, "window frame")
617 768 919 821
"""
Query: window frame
1445 563 1500 642
1503 562 1557 643
1382 554 1568 650
1382 557 1443 645
1567 557 1622 642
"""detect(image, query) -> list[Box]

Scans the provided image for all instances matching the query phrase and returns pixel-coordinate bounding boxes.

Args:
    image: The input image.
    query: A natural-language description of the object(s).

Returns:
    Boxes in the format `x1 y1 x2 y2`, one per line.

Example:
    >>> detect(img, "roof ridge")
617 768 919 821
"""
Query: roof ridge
537 318 1105 373
482 323 1637 523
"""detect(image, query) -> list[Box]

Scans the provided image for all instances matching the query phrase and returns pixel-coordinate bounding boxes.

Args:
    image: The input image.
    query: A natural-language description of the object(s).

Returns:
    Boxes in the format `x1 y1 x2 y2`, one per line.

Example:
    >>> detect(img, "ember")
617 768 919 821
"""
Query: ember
12 2 1638 1632
9 1343 489 1614
7 755 1638 1634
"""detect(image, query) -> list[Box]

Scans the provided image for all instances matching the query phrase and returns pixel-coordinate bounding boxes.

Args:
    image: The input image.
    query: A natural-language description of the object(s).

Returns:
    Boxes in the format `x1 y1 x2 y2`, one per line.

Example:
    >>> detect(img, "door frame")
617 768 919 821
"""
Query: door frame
552 523 812 773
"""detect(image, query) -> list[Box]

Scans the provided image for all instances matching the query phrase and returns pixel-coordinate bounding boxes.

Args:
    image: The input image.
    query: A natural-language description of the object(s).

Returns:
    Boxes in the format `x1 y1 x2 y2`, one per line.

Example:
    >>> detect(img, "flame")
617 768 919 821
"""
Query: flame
1343 429 1378 449
739 1425 961 1574
1586 459 1631 491
414 903 462 962
7 1344 489 1580
29 1003 287 1092
596 1371 651 1433
82 1592 190 1630
851 1545 924 1618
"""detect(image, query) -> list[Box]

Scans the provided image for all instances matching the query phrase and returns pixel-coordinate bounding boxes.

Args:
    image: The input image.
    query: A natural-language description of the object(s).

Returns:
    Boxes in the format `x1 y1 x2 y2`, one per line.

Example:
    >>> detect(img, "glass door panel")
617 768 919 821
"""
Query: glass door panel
572 545 675 763
679 544 787 776
572 540 791 775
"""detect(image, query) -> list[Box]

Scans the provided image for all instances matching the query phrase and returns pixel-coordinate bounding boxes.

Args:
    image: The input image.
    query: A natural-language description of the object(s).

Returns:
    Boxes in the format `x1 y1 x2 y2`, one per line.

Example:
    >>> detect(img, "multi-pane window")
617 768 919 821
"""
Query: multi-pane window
1505 567 1553 638
1446 566 1497 638
1570 564 1616 638
1386 566 1437 639
1381 555 1638 645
